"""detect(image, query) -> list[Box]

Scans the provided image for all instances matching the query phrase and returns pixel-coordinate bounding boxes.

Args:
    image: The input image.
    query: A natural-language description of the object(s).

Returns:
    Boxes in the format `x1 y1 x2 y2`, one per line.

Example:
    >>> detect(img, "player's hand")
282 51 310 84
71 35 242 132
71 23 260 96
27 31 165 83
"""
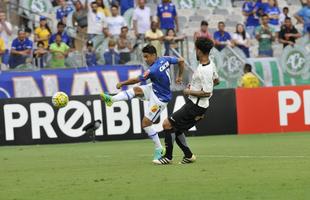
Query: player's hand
116 82 122 89
183 89 190 96
176 76 183 84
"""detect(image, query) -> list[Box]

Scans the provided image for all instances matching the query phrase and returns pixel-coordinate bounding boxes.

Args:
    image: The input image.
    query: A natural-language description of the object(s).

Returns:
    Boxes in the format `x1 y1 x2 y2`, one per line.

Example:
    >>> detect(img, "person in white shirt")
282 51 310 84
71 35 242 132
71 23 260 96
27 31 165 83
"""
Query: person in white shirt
279 7 289 25
132 0 151 39
87 1 106 40
106 5 127 38
232 24 251 57
0 11 12 66
153 37 220 165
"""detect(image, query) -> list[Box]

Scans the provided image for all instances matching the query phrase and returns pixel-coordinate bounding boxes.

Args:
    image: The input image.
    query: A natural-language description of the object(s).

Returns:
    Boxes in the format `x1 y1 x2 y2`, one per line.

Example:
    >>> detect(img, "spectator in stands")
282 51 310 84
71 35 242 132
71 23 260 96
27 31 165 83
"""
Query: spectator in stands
145 21 164 57
133 0 151 39
0 36 5 66
56 0 74 23
294 0 310 34
117 26 132 64
33 41 48 68
279 7 289 25
265 0 281 32
49 34 70 68
242 0 260 38
0 11 12 67
87 1 106 40
9 30 33 69
34 16 52 49
279 17 301 48
50 22 73 48
72 0 88 51
256 14 275 57
232 24 251 57
85 40 98 67
194 21 213 41
95 0 111 17
255 0 269 15
164 28 186 56
106 5 127 38
104 39 120 65
213 21 233 51
238 63 260 88
112 0 134 15
157 0 179 33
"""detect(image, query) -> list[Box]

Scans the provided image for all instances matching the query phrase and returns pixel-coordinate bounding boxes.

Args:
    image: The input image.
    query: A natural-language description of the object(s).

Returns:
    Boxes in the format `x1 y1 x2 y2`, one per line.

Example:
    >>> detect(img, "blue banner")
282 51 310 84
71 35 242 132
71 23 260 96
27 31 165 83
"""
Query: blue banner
0 65 143 99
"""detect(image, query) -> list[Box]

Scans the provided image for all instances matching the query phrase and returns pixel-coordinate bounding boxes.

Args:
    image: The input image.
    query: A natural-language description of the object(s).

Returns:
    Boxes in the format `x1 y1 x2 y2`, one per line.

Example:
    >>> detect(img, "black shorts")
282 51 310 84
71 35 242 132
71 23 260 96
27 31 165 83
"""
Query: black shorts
168 100 207 131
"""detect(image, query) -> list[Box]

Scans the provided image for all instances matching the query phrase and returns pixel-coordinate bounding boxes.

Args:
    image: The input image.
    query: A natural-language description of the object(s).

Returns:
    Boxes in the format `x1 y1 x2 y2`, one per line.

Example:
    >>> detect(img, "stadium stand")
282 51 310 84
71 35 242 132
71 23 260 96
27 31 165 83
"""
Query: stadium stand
0 0 307 73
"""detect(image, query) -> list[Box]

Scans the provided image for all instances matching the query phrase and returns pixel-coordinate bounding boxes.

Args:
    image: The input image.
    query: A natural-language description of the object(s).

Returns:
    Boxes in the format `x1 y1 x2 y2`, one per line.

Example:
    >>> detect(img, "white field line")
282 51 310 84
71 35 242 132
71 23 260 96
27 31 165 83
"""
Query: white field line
138 155 309 159
95 155 309 159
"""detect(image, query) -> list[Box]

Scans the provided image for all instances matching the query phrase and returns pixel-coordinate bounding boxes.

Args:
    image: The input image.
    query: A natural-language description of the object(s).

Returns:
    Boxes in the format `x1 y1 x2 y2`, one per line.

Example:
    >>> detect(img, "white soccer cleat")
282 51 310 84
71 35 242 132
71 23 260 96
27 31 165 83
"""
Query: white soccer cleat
153 157 172 165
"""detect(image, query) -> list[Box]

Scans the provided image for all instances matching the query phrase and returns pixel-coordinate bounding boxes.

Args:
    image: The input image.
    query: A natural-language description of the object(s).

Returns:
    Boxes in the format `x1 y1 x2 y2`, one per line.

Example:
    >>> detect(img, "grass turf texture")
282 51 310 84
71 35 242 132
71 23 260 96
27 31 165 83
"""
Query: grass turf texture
0 132 310 200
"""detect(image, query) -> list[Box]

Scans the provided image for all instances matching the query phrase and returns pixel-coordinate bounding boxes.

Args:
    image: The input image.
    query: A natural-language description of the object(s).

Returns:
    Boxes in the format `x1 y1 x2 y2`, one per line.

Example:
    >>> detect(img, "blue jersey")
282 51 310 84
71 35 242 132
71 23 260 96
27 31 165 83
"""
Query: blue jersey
49 32 72 47
56 6 74 21
11 38 33 51
157 3 177 30
297 6 310 33
265 6 281 25
213 31 232 51
139 56 179 102
242 2 260 27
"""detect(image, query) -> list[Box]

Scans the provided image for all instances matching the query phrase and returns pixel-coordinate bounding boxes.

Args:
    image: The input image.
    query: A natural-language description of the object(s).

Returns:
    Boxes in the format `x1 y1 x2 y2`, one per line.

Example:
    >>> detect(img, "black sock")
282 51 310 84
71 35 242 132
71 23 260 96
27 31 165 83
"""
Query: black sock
175 131 193 158
164 130 175 160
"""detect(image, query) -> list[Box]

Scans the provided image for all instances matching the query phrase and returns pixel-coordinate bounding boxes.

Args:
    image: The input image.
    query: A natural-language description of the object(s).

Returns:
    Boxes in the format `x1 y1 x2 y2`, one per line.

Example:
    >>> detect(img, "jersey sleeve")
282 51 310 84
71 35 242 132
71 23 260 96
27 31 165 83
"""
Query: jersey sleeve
164 56 179 64
139 69 152 81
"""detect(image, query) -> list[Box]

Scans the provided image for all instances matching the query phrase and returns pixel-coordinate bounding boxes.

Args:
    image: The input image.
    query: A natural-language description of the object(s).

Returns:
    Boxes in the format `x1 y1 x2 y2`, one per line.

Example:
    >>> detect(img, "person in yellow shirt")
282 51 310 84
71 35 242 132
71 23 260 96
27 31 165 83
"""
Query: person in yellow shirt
145 21 164 56
34 16 51 49
238 64 260 88
0 37 5 65
96 0 111 17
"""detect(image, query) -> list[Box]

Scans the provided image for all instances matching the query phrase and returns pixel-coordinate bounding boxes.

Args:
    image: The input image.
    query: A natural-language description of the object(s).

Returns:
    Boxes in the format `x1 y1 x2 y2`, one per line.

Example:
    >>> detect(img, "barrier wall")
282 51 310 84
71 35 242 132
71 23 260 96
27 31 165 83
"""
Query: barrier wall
0 65 143 99
236 86 310 134
0 89 237 146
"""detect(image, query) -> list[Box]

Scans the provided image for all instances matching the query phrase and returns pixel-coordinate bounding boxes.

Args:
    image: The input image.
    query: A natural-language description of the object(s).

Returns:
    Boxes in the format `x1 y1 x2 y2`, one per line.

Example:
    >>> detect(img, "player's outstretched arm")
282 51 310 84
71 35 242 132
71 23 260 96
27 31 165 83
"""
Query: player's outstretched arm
116 77 141 89
176 57 185 84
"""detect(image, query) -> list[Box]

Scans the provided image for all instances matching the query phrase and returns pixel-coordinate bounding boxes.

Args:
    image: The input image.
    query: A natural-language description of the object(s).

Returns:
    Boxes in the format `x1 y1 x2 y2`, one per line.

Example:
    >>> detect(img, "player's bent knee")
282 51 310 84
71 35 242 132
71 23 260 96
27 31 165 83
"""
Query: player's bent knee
163 119 172 130
142 117 153 128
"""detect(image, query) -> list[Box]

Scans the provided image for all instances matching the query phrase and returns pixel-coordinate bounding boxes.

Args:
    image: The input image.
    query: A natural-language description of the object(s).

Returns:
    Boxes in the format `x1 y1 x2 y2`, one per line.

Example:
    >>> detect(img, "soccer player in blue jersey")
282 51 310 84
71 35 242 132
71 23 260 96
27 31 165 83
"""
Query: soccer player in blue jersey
101 44 184 162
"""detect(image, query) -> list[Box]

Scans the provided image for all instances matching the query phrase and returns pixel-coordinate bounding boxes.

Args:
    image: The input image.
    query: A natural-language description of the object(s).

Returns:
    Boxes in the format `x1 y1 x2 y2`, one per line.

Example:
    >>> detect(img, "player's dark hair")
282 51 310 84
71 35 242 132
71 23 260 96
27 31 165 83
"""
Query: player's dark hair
57 21 66 28
91 1 97 6
201 20 208 26
244 63 252 72
283 7 289 11
195 38 213 55
218 21 225 26
111 4 119 9
37 41 44 47
285 17 291 21
142 44 157 55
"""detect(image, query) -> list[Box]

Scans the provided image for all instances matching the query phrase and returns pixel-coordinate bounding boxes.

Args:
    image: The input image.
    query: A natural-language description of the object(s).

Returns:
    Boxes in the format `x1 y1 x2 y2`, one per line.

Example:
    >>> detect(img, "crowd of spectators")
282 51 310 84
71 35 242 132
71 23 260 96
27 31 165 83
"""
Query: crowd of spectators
0 0 309 69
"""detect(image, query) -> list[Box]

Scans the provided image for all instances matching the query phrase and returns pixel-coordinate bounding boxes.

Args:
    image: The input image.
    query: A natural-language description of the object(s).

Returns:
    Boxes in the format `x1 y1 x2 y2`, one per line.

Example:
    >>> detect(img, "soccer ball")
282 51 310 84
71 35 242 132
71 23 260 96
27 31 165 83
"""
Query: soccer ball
52 92 69 108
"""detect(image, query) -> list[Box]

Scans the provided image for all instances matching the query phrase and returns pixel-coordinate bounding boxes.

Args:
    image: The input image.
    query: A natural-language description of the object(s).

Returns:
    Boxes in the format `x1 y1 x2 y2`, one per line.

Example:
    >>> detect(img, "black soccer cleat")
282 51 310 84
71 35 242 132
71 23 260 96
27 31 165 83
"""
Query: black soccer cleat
179 155 196 164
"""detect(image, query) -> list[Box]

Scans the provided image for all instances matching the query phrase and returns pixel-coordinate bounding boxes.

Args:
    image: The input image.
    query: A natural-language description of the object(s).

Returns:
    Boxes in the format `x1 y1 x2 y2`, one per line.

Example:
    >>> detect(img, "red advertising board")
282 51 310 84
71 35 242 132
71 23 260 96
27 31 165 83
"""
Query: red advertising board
236 86 310 134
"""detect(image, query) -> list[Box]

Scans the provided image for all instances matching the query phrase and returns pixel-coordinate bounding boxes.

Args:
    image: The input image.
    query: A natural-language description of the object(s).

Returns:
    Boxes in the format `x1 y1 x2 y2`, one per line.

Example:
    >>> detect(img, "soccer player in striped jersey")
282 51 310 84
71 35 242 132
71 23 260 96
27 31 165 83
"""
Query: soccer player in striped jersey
153 38 220 165
101 44 184 162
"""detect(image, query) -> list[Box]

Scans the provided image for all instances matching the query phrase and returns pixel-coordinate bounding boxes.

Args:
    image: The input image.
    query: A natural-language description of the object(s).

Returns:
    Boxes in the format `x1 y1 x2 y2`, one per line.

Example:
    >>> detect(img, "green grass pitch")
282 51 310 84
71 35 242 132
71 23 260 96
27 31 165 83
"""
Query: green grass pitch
0 132 310 200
